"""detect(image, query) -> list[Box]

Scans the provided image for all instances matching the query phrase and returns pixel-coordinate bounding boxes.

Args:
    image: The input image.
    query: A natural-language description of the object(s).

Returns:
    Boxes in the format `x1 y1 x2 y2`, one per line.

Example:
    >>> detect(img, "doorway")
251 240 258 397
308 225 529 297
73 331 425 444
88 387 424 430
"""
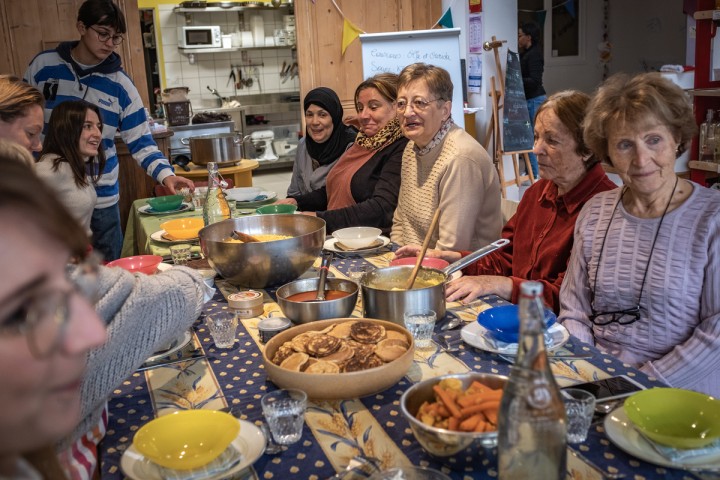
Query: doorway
140 9 163 119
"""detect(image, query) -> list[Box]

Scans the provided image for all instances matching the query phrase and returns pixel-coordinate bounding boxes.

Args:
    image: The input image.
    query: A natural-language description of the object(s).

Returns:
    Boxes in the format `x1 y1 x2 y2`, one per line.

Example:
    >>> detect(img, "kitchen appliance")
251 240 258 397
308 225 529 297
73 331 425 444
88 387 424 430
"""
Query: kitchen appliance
168 121 235 169
180 132 254 166
250 130 278 161
178 26 222 49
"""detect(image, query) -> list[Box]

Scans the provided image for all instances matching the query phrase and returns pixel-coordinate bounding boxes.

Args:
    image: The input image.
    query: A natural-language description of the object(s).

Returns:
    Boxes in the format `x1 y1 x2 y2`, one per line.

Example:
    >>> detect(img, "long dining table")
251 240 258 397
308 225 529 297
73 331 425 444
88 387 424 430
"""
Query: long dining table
101 205 716 479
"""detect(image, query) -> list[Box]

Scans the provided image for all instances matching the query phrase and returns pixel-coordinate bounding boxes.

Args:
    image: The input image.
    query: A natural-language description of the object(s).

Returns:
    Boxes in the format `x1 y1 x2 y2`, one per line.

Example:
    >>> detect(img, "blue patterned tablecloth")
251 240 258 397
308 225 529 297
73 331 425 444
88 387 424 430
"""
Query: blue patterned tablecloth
100 251 708 480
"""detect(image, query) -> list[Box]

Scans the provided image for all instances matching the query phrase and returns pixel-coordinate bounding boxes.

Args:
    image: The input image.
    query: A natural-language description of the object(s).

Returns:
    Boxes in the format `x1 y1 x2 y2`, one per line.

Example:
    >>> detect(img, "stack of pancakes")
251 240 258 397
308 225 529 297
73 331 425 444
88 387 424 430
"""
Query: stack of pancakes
271 320 411 374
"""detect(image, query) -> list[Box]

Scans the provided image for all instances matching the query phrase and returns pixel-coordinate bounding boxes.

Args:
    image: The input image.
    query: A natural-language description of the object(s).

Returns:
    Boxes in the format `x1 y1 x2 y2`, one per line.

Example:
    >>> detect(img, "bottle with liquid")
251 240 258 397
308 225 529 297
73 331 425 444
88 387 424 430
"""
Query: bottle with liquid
700 109 715 162
202 162 231 226
497 281 567 479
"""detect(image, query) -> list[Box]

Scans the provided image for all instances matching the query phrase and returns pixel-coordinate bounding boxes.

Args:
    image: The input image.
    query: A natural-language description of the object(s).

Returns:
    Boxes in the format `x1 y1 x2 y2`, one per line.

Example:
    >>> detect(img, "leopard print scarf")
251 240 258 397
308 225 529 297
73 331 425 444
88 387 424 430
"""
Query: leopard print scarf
354 118 403 151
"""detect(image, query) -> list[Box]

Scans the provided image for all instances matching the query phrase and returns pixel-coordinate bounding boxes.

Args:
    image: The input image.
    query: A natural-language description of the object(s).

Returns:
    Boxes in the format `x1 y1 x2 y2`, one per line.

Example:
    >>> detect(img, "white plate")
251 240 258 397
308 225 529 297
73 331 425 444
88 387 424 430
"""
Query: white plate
150 229 199 244
224 187 262 202
145 331 193 363
460 320 569 355
120 419 266 480
138 203 191 216
604 407 720 471
235 190 277 204
324 235 391 254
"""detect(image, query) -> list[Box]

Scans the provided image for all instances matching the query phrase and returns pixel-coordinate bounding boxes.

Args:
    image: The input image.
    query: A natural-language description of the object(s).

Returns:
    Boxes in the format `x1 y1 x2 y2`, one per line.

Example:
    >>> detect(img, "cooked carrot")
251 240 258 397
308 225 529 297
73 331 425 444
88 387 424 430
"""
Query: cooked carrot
484 409 498 426
460 400 501 417
474 419 490 432
448 416 460 431
433 385 463 418
436 404 450 417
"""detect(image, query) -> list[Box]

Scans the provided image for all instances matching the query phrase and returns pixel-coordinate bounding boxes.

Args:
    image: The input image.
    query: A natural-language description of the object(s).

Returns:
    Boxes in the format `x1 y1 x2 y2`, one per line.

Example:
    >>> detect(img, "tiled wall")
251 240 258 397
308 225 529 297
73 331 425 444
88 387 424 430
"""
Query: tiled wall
156 5 300 109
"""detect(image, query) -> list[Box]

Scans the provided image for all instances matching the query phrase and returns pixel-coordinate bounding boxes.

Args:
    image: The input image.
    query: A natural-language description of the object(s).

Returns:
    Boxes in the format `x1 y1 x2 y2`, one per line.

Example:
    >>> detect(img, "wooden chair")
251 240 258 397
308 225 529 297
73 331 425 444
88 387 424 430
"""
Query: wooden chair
153 179 235 197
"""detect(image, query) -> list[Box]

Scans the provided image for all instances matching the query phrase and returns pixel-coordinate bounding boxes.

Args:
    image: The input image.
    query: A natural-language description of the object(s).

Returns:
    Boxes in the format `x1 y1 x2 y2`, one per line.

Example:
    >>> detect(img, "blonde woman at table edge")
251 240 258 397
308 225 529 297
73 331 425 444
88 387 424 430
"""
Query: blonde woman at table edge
560 72 720 398
395 90 617 312
0 141 107 479
0 79 211 479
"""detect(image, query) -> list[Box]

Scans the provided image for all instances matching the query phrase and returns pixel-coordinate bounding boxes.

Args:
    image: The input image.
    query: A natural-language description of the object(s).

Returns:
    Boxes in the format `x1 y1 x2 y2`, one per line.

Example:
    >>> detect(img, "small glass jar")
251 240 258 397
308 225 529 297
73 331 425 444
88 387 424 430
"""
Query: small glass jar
228 290 264 318
258 317 292 343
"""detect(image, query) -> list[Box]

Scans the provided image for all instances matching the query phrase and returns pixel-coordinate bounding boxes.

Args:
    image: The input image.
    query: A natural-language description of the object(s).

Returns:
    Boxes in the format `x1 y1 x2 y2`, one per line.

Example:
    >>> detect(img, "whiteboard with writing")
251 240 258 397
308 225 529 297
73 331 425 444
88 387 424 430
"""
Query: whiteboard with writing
359 28 464 128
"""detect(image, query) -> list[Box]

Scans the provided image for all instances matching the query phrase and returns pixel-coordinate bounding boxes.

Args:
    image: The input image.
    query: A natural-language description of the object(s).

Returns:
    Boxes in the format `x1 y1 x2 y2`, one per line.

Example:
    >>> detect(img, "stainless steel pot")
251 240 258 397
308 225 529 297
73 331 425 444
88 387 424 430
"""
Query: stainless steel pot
180 133 253 166
361 239 510 324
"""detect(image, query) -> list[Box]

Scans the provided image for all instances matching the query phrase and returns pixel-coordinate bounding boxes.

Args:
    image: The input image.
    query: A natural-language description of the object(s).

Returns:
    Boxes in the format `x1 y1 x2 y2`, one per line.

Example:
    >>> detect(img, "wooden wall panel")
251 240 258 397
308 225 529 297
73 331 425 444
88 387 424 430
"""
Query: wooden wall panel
295 0 441 119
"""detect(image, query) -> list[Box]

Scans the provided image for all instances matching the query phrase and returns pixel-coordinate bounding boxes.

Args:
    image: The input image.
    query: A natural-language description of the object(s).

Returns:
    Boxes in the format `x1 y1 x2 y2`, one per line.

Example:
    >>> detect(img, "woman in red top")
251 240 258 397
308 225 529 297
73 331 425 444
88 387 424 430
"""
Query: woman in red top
395 90 616 311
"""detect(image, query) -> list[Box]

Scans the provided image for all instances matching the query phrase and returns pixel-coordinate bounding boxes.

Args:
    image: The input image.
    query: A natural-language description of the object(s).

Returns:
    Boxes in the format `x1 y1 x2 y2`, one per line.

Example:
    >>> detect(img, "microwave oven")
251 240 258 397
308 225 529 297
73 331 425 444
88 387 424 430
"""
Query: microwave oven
178 26 222 48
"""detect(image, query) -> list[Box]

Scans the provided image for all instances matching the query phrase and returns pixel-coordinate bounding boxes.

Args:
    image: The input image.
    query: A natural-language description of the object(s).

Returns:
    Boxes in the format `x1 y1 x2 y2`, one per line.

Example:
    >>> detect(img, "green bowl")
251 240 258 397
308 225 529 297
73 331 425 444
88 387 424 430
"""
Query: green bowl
624 387 720 449
147 195 183 212
255 204 297 215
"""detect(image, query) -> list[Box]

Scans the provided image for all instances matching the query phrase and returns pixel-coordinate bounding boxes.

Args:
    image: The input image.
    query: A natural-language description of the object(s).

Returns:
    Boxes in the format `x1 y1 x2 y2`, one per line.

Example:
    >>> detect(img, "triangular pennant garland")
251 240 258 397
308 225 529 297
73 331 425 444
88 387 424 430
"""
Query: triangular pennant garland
342 18 363 55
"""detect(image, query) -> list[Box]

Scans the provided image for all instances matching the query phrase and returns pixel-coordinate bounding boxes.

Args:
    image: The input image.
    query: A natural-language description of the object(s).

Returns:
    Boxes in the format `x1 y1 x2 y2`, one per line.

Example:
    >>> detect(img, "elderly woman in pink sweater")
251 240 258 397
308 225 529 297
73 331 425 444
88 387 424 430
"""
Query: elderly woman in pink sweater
559 72 720 397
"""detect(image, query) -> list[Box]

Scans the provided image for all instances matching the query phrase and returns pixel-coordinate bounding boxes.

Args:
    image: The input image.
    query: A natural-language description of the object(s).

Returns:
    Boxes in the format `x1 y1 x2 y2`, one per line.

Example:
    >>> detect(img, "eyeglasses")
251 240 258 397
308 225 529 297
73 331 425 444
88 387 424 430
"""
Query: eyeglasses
396 97 442 113
89 26 124 45
0 254 99 359
588 305 641 326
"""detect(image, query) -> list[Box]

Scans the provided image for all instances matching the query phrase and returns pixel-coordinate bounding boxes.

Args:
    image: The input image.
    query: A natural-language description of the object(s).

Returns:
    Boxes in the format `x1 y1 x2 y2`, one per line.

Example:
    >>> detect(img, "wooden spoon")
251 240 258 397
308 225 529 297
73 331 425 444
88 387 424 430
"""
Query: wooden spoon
231 230 259 243
404 207 441 290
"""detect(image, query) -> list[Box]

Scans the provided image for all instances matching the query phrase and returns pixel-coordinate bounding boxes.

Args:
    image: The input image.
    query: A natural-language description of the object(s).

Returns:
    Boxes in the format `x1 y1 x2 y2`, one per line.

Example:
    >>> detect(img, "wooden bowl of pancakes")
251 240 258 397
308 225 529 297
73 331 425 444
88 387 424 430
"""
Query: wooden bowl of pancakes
262 318 414 400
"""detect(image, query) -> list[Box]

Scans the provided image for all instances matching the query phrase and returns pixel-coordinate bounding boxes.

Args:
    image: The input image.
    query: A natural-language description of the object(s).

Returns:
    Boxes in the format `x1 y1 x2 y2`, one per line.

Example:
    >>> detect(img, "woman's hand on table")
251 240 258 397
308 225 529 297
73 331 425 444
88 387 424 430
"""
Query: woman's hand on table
163 175 195 194
394 244 462 263
274 197 298 206
445 275 512 303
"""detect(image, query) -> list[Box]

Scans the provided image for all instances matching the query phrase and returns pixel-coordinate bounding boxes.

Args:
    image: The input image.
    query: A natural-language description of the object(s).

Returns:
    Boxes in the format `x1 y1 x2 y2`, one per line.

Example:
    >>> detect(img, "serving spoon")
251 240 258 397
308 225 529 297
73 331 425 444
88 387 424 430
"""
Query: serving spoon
404 207 441 290
231 230 259 243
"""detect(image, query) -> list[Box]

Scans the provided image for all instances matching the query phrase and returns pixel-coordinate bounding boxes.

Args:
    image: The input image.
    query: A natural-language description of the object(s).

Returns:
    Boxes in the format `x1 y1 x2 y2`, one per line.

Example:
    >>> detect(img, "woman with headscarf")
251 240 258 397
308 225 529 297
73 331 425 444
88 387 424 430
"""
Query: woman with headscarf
286 87 357 197
277 73 408 233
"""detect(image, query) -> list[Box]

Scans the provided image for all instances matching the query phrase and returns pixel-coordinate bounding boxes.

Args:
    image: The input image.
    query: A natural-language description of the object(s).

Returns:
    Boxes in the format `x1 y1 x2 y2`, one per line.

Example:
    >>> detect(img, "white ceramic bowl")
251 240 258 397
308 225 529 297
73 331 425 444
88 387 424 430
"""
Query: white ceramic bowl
332 227 382 249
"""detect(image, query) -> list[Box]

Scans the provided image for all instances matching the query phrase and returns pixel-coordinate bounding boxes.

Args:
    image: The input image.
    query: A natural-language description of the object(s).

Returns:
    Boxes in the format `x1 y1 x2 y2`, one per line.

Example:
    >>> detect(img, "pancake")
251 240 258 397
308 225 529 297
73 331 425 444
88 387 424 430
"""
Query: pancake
343 354 384 372
322 342 355 363
272 345 295 365
346 339 376 359
327 321 356 339
306 334 342 357
304 360 341 374
386 330 408 342
375 338 410 362
280 352 309 371
350 321 386 344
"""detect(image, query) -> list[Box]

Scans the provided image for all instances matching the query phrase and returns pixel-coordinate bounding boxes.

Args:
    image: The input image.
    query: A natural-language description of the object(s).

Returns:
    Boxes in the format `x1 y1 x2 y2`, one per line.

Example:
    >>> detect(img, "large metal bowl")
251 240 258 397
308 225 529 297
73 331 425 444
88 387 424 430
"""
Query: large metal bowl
198 215 325 288
400 372 508 470
276 277 359 324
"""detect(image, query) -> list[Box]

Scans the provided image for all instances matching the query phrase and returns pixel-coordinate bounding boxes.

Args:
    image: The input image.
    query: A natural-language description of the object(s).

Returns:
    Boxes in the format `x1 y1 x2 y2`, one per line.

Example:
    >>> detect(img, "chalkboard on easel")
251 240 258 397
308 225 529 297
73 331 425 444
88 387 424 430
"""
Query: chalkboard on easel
502 51 533 152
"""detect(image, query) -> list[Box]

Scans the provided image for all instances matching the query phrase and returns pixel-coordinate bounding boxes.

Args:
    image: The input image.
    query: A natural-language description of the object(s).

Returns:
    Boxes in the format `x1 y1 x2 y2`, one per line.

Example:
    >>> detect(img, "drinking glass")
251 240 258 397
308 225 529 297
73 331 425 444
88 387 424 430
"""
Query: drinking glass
261 389 307 445
562 388 596 443
205 311 239 349
404 310 437 349
169 243 192 266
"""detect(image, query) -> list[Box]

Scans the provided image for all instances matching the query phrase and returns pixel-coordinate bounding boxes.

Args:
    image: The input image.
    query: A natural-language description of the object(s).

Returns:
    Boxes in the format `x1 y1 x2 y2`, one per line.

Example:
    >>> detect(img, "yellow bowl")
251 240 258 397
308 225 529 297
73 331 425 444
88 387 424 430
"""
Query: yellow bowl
624 388 720 449
161 217 204 240
133 410 240 470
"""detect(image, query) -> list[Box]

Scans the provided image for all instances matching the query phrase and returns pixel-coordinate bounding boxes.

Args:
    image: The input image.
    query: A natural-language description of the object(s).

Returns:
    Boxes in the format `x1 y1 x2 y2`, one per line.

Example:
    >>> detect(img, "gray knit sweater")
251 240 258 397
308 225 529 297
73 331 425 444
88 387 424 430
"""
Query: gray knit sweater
559 183 720 397
62 265 205 447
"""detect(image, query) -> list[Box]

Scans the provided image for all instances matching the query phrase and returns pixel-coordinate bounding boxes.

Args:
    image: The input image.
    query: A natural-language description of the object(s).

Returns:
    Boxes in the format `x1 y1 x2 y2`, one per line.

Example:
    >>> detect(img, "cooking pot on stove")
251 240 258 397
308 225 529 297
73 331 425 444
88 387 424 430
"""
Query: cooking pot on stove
180 133 254 166
360 239 509 324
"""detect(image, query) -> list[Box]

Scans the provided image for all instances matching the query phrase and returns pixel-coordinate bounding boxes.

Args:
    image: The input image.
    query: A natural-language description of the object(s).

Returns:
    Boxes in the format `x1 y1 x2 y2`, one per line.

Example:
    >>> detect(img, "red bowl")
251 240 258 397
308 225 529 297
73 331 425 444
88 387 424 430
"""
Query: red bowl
390 256 450 270
107 255 163 275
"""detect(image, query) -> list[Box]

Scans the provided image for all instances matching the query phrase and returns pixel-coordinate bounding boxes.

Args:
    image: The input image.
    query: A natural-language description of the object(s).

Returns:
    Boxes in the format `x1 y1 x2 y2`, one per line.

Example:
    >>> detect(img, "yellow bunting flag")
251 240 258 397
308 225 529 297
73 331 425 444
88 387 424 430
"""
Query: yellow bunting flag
341 18 363 55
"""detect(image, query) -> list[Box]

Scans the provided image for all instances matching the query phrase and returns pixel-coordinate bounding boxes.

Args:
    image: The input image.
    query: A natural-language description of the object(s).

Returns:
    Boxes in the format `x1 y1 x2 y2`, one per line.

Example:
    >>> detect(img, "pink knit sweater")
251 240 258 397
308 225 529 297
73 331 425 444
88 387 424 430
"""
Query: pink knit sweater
559 183 720 397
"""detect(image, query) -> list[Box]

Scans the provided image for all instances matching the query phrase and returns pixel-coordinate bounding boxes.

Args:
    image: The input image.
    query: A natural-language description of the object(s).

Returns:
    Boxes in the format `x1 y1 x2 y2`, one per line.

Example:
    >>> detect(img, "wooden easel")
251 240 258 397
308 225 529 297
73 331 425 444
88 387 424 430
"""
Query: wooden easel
483 36 535 198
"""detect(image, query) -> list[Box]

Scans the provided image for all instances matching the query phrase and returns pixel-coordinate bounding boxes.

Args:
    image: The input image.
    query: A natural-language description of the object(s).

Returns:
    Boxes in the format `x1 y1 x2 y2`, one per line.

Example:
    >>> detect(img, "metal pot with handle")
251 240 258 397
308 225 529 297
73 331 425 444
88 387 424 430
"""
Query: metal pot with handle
360 239 510 324
180 133 253 166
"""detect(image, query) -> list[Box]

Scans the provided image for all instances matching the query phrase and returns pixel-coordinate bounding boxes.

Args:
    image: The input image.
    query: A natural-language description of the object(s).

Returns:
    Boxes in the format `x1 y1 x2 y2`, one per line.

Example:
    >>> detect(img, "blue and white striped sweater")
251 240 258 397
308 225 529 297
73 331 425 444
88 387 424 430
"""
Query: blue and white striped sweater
24 46 174 209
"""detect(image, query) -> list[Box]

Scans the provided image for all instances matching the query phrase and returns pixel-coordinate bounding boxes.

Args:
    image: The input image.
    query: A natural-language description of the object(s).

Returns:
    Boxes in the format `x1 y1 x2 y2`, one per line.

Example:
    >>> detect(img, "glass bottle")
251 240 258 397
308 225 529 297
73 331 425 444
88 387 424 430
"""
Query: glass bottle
202 162 231 226
700 109 715 162
497 281 567 479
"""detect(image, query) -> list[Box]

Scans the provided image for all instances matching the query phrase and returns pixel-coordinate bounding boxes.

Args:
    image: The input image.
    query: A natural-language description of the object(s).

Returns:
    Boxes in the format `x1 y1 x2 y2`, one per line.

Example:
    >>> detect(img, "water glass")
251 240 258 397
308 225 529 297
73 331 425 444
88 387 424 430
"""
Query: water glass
562 388 596 443
169 243 192 266
192 190 205 210
404 310 437 349
261 389 307 445
346 264 374 284
205 311 239 349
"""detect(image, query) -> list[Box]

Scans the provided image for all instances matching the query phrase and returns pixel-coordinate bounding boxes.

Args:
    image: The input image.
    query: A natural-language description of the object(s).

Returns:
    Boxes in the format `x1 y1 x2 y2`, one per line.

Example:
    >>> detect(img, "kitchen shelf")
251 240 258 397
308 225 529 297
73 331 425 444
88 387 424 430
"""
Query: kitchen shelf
174 5 291 13
179 45 293 54
688 160 720 173
693 9 720 20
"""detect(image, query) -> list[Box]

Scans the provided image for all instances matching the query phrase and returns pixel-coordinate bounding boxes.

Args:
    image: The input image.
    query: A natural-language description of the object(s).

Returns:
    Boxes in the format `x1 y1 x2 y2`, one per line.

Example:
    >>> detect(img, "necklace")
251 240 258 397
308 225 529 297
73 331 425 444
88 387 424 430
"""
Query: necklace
590 176 679 322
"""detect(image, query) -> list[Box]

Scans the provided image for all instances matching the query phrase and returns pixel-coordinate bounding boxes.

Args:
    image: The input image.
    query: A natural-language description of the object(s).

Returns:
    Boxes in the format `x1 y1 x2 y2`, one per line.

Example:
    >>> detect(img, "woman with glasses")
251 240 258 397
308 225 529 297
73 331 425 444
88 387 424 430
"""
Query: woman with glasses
277 73 408 233
396 91 616 312
0 140 107 479
24 0 194 262
559 72 720 397
36 100 106 237
285 87 358 197
391 63 501 251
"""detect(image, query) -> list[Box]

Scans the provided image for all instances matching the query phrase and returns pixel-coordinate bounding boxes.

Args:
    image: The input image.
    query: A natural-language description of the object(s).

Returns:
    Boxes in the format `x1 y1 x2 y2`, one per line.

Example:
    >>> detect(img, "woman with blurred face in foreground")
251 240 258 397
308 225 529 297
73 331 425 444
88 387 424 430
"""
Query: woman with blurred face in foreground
559 72 720 397
0 140 107 478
